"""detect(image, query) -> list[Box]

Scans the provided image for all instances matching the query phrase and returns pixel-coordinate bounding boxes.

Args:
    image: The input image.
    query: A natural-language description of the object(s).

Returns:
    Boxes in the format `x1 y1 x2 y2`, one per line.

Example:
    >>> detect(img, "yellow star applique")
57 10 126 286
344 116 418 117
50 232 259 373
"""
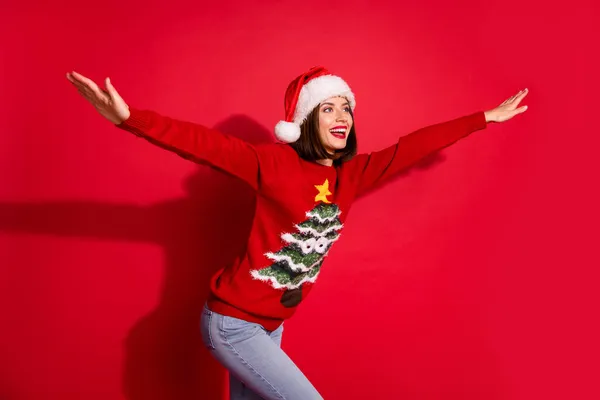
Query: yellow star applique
314 179 333 204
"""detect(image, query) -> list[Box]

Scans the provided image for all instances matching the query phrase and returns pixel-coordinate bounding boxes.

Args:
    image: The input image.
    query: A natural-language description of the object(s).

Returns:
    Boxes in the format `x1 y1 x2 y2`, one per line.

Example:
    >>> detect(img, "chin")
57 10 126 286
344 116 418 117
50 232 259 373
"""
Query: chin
330 139 348 150
327 145 346 154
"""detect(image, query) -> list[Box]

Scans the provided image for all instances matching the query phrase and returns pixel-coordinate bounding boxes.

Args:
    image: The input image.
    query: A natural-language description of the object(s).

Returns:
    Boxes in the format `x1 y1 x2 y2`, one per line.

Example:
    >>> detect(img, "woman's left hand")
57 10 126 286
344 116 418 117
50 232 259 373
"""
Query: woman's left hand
484 88 529 123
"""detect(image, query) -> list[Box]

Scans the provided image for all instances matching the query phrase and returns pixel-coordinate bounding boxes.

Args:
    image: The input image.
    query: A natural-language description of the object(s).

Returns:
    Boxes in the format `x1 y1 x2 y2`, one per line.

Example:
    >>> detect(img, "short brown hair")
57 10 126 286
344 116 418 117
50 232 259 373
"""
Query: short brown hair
289 106 357 166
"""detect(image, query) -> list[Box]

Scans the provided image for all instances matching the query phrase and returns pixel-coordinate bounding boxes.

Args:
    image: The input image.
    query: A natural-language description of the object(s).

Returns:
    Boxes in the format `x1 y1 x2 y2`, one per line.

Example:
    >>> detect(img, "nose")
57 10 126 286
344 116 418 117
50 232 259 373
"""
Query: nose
335 110 348 122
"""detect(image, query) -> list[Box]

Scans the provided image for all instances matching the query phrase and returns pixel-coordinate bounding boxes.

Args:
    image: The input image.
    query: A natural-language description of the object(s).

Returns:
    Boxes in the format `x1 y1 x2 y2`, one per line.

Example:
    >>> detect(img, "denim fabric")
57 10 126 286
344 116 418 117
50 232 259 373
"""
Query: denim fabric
200 304 323 399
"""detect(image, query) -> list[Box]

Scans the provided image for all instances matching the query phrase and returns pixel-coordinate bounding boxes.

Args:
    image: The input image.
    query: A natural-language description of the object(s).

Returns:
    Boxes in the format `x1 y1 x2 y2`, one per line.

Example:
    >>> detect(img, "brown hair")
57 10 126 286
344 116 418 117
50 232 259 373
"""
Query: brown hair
289 106 357 166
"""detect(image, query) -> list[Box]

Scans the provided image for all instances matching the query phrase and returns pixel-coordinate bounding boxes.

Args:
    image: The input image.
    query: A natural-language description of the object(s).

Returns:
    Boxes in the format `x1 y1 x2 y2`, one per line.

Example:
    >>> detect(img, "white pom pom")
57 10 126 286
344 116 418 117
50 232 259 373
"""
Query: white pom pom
274 121 301 143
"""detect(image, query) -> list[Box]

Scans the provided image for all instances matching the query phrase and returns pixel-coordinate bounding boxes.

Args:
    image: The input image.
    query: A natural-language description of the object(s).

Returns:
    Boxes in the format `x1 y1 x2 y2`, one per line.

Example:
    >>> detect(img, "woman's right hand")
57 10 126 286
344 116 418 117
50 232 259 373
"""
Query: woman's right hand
66 71 131 125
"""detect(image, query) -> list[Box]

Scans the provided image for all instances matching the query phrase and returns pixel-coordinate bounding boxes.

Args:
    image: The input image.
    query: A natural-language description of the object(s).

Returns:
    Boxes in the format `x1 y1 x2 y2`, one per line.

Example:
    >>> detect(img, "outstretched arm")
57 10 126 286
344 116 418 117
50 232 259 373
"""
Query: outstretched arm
66 71 261 190
351 88 529 196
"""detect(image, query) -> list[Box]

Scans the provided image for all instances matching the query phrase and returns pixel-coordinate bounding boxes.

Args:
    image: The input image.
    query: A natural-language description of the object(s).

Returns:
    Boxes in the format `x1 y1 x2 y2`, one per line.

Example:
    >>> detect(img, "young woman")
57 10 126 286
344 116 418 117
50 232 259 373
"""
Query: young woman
67 66 528 399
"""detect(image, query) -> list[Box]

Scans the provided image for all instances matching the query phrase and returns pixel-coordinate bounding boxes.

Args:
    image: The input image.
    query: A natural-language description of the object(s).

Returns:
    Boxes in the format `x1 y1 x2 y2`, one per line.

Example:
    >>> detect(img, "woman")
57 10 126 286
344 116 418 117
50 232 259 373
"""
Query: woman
67 66 528 399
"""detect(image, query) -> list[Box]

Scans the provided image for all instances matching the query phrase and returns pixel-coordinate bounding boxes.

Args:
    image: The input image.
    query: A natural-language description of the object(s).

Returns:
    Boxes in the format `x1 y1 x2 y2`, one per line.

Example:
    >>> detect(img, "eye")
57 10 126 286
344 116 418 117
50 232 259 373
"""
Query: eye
300 238 316 254
314 237 329 254
322 107 332 112
344 106 351 112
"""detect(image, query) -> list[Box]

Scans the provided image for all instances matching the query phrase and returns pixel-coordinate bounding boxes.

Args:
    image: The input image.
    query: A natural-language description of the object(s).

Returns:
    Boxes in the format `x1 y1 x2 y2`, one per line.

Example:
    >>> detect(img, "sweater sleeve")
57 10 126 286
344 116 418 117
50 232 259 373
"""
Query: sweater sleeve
116 108 261 190
353 111 488 196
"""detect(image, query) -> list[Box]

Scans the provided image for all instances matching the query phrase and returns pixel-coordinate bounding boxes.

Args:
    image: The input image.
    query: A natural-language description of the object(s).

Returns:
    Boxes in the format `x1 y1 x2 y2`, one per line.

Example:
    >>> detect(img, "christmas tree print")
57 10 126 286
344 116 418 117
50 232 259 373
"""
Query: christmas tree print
250 179 343 307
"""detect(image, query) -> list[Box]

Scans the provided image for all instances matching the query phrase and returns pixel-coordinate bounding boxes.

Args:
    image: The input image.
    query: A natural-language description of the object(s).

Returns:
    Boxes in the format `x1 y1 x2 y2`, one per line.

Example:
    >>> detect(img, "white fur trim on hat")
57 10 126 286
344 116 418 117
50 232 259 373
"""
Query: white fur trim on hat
274 120 301 143
294 75 356 125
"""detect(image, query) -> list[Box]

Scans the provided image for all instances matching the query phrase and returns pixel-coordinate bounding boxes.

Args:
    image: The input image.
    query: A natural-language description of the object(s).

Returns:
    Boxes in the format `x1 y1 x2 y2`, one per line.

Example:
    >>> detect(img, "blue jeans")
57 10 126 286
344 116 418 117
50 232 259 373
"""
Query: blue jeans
200 304 323 399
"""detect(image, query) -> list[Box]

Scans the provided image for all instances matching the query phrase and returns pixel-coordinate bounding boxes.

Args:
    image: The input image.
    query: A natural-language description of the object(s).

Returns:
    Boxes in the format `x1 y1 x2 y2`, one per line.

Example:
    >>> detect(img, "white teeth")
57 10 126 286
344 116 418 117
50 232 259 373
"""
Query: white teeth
330 128 346 133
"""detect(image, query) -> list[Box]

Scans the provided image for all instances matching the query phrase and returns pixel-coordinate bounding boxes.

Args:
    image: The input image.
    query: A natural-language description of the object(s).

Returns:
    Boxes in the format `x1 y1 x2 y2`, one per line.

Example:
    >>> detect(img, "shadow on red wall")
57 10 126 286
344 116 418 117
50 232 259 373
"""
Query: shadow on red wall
0 115 450 400
0 115 273 400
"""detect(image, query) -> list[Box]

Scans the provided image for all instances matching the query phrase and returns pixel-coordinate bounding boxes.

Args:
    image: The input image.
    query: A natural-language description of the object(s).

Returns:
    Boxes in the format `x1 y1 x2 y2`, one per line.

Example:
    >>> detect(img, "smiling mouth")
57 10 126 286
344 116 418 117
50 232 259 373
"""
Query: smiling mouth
329 127 347 139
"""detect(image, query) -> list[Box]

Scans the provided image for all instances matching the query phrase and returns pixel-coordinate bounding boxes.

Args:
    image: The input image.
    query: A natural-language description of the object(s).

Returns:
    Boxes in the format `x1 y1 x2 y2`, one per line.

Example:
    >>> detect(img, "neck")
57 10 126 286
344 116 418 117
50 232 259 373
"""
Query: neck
315 158 333 167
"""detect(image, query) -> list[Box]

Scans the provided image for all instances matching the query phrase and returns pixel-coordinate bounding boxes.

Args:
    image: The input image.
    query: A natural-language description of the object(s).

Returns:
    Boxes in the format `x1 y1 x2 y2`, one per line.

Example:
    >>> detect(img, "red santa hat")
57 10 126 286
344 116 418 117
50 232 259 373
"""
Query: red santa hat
274 66 356 143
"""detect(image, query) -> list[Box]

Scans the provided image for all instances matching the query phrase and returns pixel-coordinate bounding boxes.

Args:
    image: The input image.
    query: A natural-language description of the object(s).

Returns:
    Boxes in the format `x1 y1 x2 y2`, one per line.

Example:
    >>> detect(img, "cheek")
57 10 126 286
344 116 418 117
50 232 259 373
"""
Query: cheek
318 114 332 140
318 128 330 146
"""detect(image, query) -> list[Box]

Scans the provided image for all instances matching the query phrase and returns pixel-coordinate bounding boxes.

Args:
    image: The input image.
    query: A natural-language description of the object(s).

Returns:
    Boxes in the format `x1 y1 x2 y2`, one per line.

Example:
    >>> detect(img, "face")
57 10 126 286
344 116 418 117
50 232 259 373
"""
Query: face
317 96 353 154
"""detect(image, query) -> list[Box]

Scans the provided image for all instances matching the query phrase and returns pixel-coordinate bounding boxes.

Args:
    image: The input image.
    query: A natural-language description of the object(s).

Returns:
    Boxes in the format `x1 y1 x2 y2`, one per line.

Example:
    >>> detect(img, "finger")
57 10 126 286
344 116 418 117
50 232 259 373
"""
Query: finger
509 90 523 102
76 82 109 106
70 71 105 98
70 71 92 84
76 84 94 98
70 71 95 89
499 88 527 109
509 105 528 118
69 78 90 93
502 92 519 106
72 80 93 98
73 80 100 100
501 94 516 106
513 89 528 101
516 88 529 101
512 89 528 107
69 76 95 96
76 87 94 102
104 77 120 100
82 80 109 102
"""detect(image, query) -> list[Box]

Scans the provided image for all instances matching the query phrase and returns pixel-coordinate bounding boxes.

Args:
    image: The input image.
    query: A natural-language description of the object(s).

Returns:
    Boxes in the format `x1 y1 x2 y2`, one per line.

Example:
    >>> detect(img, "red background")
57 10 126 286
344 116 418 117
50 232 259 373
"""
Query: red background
1 0 598 399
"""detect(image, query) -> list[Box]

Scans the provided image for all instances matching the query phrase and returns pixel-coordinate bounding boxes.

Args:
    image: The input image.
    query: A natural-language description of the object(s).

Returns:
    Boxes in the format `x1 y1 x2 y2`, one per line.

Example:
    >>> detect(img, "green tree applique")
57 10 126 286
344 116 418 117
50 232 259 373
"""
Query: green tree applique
250 179 343 307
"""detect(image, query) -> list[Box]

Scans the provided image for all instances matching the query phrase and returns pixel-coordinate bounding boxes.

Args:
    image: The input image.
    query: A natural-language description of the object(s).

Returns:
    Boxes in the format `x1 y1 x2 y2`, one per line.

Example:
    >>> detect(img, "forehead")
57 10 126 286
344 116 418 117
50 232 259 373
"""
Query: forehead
321 96 349 105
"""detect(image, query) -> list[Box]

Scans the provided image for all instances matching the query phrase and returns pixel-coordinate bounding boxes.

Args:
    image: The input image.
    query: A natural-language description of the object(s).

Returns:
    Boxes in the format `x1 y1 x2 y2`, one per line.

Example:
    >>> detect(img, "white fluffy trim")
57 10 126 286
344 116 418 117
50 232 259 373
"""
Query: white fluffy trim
274 120 301 143
250 269 320 290
294 75 356 125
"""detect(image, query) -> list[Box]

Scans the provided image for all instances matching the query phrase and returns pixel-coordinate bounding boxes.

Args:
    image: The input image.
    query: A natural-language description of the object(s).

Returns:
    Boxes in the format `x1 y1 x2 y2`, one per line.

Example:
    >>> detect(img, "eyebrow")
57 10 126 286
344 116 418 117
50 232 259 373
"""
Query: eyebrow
321 102 350 107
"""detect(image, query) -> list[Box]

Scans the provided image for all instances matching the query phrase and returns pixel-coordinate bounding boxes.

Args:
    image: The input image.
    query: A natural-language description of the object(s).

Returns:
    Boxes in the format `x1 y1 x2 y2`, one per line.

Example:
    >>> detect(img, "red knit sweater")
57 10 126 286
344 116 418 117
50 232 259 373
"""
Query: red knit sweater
117 108 487 331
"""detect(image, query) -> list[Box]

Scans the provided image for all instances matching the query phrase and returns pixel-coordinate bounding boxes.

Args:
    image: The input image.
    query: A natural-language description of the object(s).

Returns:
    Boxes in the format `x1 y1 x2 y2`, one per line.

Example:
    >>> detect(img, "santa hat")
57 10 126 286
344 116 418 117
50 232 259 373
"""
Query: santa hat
274 66 356 143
